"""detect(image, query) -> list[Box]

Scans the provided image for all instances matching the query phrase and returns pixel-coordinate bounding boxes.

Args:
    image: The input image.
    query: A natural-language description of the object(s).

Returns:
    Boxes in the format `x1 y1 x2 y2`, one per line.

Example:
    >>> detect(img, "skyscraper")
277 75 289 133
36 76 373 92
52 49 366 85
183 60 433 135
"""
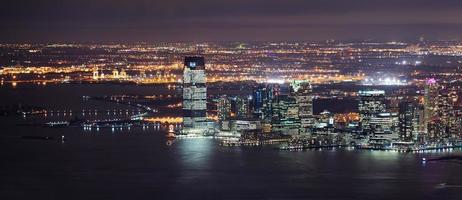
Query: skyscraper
262 84 281 121
252 86 267 119
423 80 460 141
358 90 387 134
291 80 314 135
235 96 250 119
182 56 207 135
432 86 458 140
252 84 280 121
424 78 439 135
271 95 301 136
398 101 423 142
367 112 399 148
217 96 232 121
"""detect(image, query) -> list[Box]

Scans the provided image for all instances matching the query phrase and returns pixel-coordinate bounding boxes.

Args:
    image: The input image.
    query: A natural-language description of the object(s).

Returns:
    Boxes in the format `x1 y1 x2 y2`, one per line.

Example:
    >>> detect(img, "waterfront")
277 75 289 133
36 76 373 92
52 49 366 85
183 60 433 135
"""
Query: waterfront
1 84 462 199
4 0 462 199
1 126 461 199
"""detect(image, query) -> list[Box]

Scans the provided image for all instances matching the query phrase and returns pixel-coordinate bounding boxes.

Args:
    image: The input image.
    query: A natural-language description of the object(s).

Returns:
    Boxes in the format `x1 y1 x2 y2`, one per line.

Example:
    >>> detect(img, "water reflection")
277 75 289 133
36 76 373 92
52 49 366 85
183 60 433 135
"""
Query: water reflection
175 138 214 183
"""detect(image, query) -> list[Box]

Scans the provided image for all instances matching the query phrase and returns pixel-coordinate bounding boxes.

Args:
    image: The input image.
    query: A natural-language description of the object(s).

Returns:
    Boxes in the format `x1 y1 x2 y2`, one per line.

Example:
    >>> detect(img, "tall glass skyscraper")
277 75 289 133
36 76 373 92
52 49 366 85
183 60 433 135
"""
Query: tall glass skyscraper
424 78 438 135
182 56 207 135
358 90 387 134
271 95 301 136
291 80 314 134
398 101 423 142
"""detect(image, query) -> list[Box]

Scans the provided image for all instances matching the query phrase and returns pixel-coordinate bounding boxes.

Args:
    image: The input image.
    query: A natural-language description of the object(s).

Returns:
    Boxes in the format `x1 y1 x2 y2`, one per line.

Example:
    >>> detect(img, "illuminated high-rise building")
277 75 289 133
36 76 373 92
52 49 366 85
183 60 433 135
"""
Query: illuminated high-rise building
450 109 462 139
398 101 423 142
424 78 439 135
432 87 458 139
291 80 314 134
263 84 281 121
235 96 250 119
358 90 387 134
252 86 267 119
367 112 399 147
271 95 300 136
217 96 231 121
424 80 460 141
369 113 399 135
182 56 207 135
252 84 280 121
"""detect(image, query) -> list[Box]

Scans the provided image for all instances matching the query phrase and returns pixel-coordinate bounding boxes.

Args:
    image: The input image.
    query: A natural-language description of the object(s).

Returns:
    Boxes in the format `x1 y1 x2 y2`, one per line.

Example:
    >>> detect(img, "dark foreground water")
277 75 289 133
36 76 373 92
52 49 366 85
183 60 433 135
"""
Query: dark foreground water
1 84 462 200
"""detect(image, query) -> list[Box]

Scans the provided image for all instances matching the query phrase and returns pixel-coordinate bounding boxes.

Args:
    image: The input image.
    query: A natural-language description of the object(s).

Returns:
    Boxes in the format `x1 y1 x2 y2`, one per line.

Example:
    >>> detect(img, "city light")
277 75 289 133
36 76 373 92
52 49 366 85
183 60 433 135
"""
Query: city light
3 1 462 199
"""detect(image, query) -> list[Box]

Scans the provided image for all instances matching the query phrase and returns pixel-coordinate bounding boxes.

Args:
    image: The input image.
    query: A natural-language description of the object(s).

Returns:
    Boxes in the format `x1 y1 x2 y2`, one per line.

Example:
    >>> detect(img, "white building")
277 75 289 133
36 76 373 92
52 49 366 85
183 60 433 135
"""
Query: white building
182 57 208 135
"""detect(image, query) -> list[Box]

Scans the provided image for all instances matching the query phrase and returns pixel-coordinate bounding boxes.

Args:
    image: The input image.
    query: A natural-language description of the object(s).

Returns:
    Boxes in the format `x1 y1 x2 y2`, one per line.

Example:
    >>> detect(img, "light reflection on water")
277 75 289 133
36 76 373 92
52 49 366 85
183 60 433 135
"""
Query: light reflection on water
0 121 461 199
174 138 215 184
1 84 462 199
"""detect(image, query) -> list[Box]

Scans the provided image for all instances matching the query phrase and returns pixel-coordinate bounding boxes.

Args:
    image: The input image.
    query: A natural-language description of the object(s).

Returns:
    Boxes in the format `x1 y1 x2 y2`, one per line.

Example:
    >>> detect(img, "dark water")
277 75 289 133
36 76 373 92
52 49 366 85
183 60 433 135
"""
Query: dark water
1 84 462 200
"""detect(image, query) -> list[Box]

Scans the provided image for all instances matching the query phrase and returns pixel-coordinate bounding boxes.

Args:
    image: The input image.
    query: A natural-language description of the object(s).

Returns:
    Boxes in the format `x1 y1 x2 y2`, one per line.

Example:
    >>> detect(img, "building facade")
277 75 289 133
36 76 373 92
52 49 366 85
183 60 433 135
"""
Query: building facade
271 95 301 136
398 101 424 142
235 96 250 119
358 90 387 134
182 56 207 134
291 80 314 134
217 96 232 121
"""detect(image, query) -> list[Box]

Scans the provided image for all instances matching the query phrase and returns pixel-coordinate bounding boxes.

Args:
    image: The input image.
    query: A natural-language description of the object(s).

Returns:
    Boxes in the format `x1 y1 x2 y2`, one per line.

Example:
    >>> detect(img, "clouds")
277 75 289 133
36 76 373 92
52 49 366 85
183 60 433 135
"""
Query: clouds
1 0 462 42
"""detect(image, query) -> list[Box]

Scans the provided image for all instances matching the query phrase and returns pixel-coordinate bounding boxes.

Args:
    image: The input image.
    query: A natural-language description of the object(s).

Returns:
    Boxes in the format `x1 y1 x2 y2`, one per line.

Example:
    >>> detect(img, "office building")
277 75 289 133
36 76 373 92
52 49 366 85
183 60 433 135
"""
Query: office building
235 96 250 119
271 95 301 136
252 84 280 121
182 56 207 135
217 96 232 121
398 101 423 142
358 90 387 134
291 80 314 134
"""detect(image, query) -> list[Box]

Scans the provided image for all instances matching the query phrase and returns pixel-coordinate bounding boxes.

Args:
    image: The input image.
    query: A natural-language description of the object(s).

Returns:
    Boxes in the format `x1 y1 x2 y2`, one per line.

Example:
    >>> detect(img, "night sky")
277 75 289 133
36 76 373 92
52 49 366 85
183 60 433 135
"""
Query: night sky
2 0 462 42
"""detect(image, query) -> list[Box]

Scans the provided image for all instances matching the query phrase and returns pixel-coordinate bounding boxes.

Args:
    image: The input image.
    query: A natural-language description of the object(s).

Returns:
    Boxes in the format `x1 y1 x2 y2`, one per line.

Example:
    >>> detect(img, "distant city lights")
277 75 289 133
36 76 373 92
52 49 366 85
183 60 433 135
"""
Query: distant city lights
362 77 407 86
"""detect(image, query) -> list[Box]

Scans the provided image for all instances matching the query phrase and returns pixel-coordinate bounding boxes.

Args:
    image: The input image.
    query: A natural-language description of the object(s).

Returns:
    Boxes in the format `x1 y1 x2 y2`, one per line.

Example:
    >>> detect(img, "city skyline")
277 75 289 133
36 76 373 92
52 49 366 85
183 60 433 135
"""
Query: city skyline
2 1 462 199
